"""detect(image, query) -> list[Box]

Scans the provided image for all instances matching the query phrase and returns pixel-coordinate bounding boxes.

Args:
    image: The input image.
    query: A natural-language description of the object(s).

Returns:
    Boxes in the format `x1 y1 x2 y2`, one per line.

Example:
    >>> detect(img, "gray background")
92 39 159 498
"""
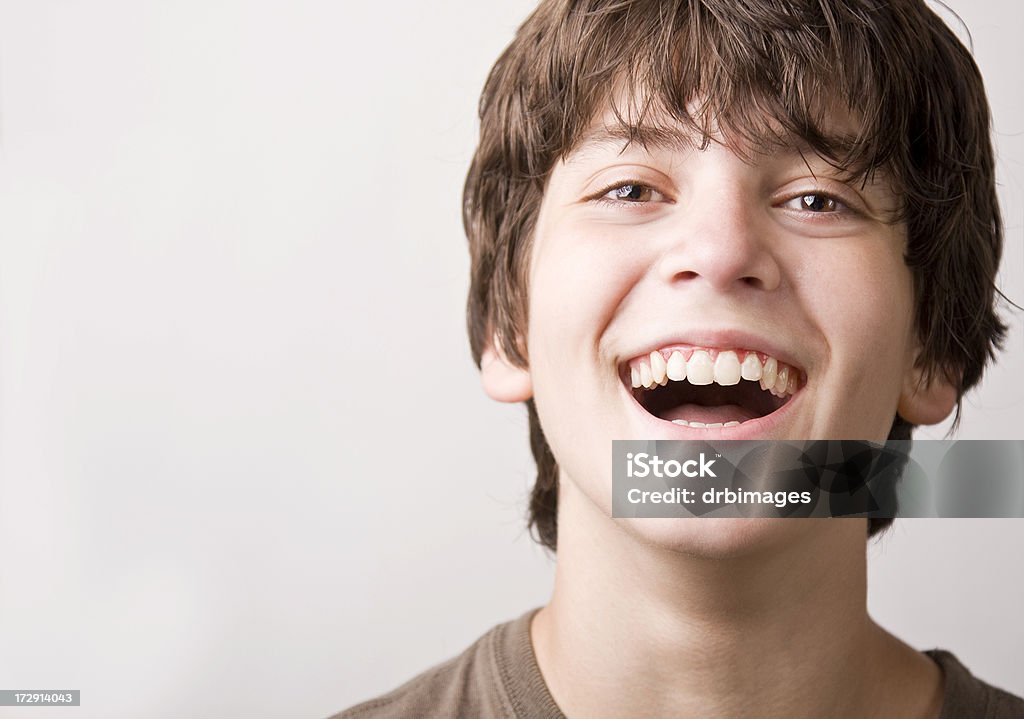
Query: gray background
0 1 1020 717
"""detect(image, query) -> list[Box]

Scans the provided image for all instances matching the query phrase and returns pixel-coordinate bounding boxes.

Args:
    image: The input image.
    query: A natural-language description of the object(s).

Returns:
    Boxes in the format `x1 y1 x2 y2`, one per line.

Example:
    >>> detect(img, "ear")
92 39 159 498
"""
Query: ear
480 338 533 403
897 363 958 426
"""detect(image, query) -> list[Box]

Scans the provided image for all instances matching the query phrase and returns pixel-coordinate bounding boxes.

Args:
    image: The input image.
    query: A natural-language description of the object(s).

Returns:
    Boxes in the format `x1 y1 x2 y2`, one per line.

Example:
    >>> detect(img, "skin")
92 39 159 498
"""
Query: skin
481 106 958 718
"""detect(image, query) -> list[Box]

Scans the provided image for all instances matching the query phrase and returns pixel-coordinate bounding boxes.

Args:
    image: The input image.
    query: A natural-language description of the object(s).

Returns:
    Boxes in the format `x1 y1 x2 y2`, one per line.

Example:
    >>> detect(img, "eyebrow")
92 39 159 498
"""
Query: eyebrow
567 121 863 169
567 124 697 159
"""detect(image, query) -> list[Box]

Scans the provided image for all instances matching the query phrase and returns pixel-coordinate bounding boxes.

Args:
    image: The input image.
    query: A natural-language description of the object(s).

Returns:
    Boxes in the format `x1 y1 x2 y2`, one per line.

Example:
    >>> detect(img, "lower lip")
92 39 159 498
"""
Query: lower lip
621 382 803 440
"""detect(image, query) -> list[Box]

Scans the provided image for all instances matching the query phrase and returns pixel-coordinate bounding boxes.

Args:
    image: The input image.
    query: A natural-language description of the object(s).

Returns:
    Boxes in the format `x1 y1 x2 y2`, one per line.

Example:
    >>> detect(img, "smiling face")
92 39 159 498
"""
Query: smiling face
531 115 918 441
481 107 957 554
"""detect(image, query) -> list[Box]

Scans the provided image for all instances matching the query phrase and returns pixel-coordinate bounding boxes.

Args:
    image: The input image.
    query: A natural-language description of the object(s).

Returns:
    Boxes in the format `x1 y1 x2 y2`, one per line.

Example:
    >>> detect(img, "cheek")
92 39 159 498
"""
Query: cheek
527 222 648 361
800 242 916 383
524 223 649 476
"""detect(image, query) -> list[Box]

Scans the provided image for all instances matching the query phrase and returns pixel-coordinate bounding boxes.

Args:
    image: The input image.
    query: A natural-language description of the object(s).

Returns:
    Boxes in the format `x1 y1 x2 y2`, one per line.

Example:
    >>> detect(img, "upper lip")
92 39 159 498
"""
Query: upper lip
618 328 808 375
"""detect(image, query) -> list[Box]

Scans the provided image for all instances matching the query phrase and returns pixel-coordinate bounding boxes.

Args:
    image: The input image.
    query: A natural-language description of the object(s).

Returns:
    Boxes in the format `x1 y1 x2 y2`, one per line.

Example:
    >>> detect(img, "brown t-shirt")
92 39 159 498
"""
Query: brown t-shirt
332 607 1024 718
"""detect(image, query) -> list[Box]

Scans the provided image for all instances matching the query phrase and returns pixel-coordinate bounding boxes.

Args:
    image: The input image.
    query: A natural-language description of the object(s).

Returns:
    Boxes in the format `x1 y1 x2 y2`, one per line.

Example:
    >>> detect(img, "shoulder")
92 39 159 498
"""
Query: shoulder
328 609 542 719
926 649 1024 719
328 651 485 719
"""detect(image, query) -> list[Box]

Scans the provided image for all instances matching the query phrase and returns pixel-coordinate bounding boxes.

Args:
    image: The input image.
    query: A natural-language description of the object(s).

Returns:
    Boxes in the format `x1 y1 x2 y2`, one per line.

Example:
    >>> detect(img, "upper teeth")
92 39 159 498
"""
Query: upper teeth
628 349 799 398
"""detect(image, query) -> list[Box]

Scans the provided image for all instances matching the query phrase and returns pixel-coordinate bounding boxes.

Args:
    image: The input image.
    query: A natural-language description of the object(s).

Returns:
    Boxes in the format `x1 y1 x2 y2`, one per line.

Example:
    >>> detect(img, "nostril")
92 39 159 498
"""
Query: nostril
672 271 769 290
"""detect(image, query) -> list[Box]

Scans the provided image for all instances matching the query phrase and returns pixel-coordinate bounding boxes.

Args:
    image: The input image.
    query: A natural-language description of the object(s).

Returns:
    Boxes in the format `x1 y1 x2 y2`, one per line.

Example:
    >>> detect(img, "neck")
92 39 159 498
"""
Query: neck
530 476 942 718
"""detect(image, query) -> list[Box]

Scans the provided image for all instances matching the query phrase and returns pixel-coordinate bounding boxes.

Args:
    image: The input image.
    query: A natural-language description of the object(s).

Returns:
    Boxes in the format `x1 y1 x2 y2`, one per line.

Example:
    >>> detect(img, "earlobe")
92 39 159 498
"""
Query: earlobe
480 341 533 403
897 365 959 426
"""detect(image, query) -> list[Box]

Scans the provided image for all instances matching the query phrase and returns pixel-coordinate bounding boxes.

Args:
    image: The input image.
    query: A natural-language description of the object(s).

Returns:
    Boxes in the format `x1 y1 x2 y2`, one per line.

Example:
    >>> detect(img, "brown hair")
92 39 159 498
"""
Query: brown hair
463 0 1007 551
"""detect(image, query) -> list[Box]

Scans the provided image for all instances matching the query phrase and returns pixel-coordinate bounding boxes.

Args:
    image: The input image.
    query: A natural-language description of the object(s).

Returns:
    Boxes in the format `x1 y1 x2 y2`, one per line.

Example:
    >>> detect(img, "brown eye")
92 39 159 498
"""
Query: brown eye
591 180 669 208
796 194 839 212
607 183 654 202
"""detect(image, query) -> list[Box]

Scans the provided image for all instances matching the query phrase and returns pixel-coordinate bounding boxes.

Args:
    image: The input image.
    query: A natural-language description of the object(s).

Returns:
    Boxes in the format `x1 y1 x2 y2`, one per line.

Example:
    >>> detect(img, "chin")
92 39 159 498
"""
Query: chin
619 516 832 560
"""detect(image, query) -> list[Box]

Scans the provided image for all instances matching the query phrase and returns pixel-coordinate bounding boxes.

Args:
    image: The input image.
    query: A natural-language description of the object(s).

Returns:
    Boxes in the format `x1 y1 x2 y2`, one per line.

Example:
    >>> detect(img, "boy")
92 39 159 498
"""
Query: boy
336 0 1023 716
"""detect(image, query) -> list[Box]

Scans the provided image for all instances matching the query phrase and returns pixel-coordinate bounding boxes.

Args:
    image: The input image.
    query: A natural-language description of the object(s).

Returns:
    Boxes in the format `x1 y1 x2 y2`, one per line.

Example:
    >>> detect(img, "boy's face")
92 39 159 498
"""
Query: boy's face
483 104 956 554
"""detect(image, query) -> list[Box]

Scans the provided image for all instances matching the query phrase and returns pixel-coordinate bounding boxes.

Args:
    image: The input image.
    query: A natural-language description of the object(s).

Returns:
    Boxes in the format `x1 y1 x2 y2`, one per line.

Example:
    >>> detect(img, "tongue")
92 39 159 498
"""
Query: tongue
658 403 758 424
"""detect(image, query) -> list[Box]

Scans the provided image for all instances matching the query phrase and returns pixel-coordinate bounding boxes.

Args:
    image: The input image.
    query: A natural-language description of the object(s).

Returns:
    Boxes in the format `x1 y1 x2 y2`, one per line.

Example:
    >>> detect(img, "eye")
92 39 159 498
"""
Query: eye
608 183 653 202
592 181 667 206
785 193 846 213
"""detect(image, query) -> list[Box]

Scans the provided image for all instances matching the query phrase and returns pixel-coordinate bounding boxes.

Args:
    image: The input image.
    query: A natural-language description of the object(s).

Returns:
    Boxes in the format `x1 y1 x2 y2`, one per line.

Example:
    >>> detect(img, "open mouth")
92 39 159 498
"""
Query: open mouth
623 347 804 428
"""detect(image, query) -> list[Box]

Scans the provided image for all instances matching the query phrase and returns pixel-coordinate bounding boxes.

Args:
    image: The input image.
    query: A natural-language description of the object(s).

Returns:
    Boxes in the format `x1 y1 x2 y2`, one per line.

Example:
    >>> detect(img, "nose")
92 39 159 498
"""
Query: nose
656 179 782 293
